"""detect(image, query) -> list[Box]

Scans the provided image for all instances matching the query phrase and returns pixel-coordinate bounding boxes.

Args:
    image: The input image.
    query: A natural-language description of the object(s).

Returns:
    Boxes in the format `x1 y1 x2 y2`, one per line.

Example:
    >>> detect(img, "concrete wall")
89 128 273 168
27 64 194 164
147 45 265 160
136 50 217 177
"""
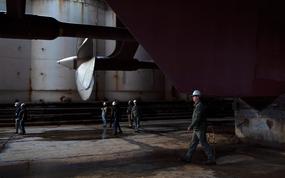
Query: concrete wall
235 97 285 148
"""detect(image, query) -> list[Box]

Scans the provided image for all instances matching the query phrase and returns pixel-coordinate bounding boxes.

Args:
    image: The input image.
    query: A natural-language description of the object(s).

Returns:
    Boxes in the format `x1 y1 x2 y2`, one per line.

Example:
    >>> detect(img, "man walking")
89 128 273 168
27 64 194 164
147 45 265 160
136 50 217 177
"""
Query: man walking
182 90 216 165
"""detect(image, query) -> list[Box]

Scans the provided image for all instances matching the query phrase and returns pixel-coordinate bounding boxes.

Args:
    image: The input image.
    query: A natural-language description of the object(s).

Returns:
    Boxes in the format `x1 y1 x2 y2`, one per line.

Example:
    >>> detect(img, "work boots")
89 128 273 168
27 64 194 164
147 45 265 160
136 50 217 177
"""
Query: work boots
181 157 192 163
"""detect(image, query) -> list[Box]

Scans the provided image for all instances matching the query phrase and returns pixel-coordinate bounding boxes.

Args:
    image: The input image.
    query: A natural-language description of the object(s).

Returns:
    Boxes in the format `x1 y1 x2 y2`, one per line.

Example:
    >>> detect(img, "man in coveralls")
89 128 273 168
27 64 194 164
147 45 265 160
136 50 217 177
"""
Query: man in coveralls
132 99 141 132
14 100 21 134
18 103 27 135
182 90 216 165
126 100 133 128
111 100 122 135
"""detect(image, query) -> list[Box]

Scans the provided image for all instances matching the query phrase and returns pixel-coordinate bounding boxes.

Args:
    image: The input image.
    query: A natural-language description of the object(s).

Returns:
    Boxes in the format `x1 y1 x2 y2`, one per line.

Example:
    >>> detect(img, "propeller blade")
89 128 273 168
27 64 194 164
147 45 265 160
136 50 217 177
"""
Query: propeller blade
57 56 77 69
76 76 94 100
77 38 93 60
76 57 95 90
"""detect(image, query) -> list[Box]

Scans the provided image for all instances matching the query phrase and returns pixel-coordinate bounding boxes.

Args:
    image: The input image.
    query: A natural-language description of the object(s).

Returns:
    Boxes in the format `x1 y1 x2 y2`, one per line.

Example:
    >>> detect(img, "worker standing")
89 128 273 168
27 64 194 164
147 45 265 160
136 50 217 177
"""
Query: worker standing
101 102 108 127
111 100 123 135
132 99 141 132
126 100 133 128
14 100 21 134
18 103 27 135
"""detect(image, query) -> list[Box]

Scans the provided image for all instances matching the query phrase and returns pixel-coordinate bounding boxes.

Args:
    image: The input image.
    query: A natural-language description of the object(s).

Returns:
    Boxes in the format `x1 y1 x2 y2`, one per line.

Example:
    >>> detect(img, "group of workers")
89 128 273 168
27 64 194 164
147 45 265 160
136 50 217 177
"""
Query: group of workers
100 90 216 165
101 100 122 135
101 91 215 165
14 100 27 135
13 89 215 165
101 99 141 135
126 99 141 131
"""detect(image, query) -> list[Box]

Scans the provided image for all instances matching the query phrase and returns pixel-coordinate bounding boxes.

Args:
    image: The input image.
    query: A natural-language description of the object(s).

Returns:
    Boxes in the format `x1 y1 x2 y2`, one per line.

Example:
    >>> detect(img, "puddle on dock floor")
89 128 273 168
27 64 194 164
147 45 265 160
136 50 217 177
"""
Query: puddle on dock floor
29 128 123 141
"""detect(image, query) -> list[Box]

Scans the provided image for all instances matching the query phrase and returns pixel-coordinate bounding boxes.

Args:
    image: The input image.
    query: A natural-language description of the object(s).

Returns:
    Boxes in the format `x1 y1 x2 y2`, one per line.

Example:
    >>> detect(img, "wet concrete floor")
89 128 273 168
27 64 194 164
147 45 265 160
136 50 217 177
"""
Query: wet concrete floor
0 119 285 178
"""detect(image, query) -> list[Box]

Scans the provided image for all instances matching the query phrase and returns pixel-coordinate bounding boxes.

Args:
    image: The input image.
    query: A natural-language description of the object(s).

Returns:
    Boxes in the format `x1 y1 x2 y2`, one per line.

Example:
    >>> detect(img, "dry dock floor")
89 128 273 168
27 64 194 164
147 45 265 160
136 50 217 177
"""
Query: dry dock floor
0 119 285 178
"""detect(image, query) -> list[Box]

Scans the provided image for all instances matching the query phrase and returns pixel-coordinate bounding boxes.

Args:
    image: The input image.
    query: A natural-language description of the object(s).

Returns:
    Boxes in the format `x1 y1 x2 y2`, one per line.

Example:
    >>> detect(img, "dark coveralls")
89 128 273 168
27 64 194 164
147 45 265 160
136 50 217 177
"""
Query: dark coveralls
126 104 133 127
132 104 141 131
109 106 113 128
18 106 27 134
15 104 21 134
101 106 108 127
111 105 122 135
184 101 214 162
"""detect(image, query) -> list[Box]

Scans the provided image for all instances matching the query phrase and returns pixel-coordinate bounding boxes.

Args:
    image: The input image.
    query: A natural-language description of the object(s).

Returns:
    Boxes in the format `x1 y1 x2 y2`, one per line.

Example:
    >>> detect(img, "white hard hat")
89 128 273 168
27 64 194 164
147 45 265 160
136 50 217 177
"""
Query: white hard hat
192 90 201 96
133 99 137 103
112 101 116 106
103 102 107 106
20 103 26 107
14 102 20 107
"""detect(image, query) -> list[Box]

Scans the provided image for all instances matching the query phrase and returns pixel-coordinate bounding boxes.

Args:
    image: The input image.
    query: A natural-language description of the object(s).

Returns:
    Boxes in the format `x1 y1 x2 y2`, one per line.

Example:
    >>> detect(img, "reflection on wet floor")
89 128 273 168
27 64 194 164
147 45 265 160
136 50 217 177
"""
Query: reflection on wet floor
101 127 107 139
22 128 129 141
15 124 191 141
